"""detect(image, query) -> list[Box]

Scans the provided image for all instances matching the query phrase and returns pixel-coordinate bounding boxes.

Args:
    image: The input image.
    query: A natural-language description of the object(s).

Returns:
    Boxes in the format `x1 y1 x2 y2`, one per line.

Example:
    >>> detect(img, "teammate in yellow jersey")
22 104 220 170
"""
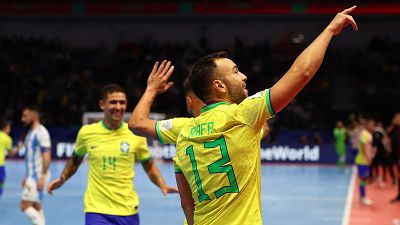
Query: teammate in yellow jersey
129 62 269 225
132 6 358 225
0 118 16 201
47 84 178 225
355 118 375 206
130 74 269 145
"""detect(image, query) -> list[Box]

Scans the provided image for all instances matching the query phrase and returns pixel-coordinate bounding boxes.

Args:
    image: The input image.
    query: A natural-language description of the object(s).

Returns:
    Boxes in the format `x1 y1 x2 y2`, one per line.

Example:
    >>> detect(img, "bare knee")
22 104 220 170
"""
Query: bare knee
20 200 32 212
33 202 42 211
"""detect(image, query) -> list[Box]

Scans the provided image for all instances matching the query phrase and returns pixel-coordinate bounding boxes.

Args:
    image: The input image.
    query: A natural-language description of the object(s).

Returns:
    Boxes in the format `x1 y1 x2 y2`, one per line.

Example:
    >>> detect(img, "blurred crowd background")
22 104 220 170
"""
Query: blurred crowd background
0 1 399 134
1 35 398 129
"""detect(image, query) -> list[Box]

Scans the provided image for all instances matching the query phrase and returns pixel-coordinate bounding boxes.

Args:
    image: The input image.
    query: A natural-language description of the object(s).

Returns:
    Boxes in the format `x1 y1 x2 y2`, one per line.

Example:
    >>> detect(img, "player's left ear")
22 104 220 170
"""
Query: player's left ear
99 100 105 110
213 79 226 94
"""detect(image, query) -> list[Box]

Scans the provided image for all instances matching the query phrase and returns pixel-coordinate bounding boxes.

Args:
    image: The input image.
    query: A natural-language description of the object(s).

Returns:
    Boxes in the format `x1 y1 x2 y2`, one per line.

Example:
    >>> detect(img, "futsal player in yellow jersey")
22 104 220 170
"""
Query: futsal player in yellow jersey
0 118 15 200
132 67 269 224
48 84 177 225
355 119 375 206
129 6 358 225
130 6 358 225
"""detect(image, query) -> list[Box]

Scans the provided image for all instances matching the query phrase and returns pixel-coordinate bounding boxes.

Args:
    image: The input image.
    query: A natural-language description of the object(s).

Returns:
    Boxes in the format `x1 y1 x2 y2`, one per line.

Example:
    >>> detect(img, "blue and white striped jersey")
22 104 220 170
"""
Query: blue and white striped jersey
23 124 51 180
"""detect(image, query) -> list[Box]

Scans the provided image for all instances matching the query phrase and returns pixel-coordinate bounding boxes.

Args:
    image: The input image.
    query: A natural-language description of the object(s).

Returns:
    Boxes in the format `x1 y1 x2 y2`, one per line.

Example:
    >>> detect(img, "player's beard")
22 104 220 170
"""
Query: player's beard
226 82 247 104
23 120 33 127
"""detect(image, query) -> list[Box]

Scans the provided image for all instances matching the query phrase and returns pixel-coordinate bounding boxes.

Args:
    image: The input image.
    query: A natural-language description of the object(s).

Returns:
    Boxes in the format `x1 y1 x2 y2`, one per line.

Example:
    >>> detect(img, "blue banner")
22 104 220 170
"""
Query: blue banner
8 128 353 164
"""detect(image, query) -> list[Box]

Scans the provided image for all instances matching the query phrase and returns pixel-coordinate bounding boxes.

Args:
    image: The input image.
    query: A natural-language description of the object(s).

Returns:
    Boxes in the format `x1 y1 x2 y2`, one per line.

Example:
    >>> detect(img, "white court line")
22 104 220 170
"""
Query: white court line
261 195 345 203
341 166 356 225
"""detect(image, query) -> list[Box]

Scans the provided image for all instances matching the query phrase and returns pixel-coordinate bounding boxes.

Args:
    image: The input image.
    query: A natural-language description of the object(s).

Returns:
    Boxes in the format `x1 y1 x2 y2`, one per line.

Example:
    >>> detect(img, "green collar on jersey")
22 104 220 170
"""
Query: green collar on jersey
201 102 230 114
101 119 124 131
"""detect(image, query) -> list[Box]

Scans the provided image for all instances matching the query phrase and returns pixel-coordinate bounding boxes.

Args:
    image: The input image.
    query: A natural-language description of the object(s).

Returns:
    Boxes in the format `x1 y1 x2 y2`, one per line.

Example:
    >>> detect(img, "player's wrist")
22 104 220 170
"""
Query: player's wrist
145 86 159 96
59 175 66 183
159 183 167 190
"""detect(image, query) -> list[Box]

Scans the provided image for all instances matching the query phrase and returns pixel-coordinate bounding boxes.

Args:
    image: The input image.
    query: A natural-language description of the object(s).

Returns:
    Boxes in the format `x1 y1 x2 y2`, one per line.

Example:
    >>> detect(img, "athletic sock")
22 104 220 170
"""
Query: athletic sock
359 180 366 198
24 207 44 225
39 209 46 225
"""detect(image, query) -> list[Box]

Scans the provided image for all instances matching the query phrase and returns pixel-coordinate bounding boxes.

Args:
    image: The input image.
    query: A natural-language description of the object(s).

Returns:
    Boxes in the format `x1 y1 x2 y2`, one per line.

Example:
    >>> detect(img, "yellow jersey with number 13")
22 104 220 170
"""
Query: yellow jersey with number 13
174 89 275 225
74 120 151 216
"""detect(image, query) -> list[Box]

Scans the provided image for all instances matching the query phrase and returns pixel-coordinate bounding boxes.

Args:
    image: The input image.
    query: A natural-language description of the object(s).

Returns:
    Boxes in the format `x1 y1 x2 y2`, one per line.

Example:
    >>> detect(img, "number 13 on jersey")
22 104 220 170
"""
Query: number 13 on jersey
186 135 239 202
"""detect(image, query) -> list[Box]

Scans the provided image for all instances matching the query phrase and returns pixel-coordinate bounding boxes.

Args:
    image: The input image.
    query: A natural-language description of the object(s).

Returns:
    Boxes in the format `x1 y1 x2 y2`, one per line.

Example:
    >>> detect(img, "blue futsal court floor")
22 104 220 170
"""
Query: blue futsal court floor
0 161 353 225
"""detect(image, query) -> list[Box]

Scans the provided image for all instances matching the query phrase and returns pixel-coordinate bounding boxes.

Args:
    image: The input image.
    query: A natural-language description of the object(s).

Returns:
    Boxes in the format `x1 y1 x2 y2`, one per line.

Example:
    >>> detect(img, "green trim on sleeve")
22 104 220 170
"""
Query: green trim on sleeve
73 150 86 157
174 167 182 173
155 121 166 144
139 155 152 163
265 89 276 117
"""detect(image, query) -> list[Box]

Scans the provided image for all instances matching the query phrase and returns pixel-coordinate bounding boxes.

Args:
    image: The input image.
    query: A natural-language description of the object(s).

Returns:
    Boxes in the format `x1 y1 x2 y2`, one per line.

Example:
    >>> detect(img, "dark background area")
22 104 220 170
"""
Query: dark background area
0 2 399 132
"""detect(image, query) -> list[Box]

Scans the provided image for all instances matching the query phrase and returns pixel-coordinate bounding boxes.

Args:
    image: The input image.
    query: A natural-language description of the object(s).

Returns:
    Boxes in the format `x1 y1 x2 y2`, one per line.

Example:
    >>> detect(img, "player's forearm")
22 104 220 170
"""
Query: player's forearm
129 88 158 138
176 172 194 224
364 144 373 162
143 159 168 189
270 28 334 113
60 154 83 181
182 204 194 225
294 28 334 78
41 151 51 176
147 166 168 189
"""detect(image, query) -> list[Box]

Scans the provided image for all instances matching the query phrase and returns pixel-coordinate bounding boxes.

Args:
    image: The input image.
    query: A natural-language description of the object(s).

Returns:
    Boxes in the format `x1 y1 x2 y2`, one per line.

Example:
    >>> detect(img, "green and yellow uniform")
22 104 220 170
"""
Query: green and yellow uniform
156 118 191 144
0 131 12 166
174 89 274 225
355 129 372 166
333 127 346 156
74 120 151 216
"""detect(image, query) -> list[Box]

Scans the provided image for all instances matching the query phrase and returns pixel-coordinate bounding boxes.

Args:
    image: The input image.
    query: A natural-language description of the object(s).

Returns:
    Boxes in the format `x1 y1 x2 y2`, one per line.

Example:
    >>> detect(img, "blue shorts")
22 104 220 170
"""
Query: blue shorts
0 166 5 184
357 165 370 178
85 213 139 225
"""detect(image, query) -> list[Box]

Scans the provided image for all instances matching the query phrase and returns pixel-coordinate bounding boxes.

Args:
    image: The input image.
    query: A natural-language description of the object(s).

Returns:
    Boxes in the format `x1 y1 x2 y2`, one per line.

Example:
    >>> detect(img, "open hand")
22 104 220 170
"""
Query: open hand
37 176 45 192
47 177 65 195
161 185 179 196
147 60 175 95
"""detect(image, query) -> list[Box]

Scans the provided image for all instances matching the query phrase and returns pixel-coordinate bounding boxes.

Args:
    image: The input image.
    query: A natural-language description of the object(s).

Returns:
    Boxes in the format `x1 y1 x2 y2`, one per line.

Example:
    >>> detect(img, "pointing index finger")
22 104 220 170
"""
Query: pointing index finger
341 5 357 15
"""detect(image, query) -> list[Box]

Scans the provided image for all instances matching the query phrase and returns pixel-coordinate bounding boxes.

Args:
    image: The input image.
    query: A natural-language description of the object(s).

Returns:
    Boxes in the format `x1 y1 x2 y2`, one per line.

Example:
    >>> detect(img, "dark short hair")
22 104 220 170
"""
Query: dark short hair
189 51 228 103
24 105 41 114
101 84 126 100
183 77 193 95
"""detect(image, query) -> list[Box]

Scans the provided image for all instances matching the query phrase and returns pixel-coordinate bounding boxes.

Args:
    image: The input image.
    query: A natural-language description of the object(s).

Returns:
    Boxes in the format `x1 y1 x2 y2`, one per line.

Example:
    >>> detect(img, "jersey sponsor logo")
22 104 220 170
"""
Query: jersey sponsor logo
160 119 173 131
120 142 130 154
248 91 263 99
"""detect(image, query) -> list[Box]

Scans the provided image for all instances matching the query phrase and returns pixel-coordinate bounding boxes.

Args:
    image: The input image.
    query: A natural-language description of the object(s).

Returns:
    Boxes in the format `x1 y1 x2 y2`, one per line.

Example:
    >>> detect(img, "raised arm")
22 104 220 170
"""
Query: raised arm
142 158 178 195
128 60 174 138
270 6 358 113
47 153 84 195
